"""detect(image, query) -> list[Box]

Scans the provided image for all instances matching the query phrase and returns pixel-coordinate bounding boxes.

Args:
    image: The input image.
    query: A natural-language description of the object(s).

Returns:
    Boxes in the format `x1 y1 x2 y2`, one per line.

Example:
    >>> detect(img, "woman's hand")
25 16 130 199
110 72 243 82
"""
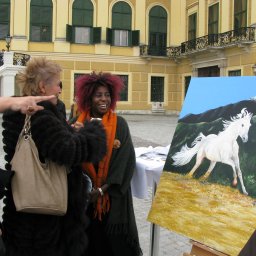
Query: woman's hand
89 184 110 204
0 95 56 114
89 188 101 203
71 121 84 131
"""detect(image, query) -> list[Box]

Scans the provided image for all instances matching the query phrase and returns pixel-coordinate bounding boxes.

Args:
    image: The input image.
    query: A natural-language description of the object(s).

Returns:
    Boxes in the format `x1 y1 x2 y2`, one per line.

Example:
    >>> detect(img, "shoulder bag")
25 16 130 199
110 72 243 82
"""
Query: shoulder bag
11 115 68 215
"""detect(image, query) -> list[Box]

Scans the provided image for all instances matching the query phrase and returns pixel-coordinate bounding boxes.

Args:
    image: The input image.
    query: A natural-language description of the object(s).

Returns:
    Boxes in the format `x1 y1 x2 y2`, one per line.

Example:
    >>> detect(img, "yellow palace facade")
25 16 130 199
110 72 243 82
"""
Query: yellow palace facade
0 0 256 114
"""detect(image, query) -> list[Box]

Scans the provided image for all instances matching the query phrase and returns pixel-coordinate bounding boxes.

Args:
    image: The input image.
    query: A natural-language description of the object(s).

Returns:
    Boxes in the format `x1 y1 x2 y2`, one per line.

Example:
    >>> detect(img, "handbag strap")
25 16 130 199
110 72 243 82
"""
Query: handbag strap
21 115 31 138
12 115 33 164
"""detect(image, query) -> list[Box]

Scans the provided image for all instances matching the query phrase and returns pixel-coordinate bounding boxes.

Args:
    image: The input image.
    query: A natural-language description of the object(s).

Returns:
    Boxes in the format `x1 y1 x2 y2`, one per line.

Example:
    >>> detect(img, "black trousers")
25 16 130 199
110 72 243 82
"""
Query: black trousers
85 205 135 256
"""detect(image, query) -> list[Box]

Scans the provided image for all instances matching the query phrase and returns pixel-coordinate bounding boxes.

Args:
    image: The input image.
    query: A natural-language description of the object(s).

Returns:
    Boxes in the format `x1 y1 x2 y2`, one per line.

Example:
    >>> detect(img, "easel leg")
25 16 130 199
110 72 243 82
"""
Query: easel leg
150 223 160 256
149 181 160 256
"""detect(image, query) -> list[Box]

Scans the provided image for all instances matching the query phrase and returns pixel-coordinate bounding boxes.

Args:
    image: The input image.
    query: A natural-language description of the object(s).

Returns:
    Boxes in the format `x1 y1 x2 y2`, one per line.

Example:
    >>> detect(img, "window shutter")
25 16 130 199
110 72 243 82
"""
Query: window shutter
73 0 93 26
131 30 140 46
106 28 112 45
66 24 73 42
41 7 52 24
112 2 131 30
0 0 11 3
92 27 101 44
30 26 40 41
0 24 8 39
127 31 131 46
30 6 41 24
73 10 82 26
0 4 9 23
149 6 167 34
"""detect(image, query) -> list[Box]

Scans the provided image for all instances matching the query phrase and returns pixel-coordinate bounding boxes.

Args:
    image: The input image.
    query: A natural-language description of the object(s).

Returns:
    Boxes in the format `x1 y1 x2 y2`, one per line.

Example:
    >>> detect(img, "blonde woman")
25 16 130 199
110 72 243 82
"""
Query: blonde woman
1 57 106 256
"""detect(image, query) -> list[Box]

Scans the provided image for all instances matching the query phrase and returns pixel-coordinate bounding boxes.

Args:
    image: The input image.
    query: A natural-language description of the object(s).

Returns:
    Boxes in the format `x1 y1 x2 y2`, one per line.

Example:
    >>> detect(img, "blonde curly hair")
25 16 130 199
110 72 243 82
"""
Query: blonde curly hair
16 57 62 96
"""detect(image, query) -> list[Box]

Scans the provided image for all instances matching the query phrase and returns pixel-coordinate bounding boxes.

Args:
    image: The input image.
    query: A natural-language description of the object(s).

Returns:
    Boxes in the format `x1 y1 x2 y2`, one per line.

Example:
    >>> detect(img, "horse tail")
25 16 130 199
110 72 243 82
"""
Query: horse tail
172 132 205 166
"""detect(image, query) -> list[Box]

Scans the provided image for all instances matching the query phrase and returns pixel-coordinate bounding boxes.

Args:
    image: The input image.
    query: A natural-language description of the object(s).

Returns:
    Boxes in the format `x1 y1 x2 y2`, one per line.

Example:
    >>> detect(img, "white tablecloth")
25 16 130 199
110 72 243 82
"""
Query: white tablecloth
131 146 169 199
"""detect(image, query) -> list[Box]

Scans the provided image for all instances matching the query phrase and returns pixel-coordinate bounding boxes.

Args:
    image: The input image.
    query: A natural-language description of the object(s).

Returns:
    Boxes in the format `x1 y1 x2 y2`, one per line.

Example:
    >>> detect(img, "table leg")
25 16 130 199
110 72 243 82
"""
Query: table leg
149 181 160 256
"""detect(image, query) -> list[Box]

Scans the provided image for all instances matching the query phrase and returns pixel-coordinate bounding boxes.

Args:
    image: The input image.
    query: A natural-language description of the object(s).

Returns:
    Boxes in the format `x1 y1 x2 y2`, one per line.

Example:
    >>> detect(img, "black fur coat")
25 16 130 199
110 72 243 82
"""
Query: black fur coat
1 101 106 256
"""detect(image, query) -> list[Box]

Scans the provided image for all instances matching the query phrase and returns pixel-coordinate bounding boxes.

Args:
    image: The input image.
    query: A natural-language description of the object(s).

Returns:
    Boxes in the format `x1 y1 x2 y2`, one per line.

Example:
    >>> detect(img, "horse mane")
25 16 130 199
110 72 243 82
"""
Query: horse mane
222 108 252 130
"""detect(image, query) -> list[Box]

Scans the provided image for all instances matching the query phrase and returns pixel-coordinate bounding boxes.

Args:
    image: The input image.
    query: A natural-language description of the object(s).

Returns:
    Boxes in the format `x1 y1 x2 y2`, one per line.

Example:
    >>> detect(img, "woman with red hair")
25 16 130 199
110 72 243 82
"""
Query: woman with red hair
75 71 142 256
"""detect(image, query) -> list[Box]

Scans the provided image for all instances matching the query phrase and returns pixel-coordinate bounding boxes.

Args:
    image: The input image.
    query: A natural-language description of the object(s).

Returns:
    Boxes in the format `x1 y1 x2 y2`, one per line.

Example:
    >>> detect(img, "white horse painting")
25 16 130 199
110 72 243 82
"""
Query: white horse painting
172 108 253 195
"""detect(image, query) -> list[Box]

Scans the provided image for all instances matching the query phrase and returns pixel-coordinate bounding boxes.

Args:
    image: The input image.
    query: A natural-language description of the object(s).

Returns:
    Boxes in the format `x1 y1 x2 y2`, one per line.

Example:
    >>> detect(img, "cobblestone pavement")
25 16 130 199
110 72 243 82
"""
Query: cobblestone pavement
0 114 192 256
122 114 192 256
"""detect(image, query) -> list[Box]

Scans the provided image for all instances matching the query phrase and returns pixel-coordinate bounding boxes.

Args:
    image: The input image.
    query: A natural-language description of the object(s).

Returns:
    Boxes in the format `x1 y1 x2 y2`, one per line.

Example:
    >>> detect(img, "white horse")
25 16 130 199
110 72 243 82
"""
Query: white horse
172 108 253 195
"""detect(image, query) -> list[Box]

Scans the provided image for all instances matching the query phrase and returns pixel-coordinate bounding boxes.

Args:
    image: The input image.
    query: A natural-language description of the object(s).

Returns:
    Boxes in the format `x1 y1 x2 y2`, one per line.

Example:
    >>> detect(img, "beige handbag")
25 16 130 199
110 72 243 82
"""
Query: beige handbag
11 115 68 215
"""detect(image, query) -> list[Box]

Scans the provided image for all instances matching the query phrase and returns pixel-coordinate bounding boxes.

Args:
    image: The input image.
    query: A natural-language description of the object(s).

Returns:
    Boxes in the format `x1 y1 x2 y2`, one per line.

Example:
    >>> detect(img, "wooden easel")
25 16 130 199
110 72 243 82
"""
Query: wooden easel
184 240 229 256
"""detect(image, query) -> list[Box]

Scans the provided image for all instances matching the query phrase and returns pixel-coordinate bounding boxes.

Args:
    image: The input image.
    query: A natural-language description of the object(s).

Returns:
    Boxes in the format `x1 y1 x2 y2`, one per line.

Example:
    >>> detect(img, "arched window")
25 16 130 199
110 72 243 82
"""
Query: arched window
0 0 10 39
112 1 131 30
30 0 52 42
106 1 139 47
73 0 93 26
149 6 167 56
66 0 101 44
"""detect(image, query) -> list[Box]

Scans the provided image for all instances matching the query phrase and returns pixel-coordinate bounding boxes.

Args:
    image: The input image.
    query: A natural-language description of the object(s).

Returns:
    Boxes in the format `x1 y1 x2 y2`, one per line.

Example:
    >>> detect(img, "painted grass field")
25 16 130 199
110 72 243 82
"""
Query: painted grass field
148 172 256 256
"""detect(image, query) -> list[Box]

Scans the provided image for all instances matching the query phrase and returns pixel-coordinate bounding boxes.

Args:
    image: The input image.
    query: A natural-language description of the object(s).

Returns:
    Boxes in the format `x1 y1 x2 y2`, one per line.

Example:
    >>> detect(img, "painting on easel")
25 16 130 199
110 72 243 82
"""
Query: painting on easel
148 76 256 256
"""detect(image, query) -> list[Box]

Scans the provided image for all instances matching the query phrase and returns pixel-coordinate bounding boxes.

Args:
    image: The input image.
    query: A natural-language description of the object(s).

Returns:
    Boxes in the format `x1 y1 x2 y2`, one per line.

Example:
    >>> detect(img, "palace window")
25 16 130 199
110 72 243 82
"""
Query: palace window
208 3 219 34
187 13 197 50
148 6 167 56
188 13 197 41
228 70 241 76
30 0 52 42
208 3 219 44
234 0 247 30
0 0 10 39
151 76 164 102
66 0 101 44
107 1 139 47
118 75 128 101
184 76 191 98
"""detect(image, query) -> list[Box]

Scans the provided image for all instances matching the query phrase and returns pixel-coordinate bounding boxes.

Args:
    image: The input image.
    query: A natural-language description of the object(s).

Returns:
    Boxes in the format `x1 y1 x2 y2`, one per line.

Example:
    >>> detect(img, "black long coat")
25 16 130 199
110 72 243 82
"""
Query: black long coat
1 101 106 256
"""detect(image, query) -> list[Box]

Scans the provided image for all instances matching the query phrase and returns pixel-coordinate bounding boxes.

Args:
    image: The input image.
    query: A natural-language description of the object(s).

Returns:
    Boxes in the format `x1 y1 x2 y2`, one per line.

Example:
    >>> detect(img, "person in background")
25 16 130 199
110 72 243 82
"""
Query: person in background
56 81 67 120
68 96 80 125
1 57 106 256
74 71 142 256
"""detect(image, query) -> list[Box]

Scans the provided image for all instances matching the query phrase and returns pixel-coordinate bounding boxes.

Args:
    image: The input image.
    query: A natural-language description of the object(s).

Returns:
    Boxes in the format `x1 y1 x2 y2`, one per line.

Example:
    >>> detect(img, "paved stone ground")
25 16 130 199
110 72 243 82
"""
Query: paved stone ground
122 114 192 256
0 114 192 256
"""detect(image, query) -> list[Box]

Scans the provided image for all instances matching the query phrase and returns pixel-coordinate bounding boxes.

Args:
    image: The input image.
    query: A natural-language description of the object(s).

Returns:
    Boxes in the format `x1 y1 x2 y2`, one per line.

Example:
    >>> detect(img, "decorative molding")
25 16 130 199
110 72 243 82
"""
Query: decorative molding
54 38 67 42
237 43 251 53
188 49 226 65
0 65 25 75
192 58 227 69
13 35 27 40
25 51 152 64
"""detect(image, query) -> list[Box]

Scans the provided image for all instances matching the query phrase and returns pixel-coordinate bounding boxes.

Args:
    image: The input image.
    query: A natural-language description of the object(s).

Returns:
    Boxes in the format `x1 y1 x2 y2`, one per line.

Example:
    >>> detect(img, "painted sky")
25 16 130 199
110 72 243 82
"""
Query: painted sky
179 76 256 119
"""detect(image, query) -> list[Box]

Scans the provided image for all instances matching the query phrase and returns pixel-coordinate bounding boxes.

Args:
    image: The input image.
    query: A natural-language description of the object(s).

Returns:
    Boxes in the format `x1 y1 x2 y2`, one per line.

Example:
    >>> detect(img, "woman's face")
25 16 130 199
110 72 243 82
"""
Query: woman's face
91 85 111 118
41 75 61 105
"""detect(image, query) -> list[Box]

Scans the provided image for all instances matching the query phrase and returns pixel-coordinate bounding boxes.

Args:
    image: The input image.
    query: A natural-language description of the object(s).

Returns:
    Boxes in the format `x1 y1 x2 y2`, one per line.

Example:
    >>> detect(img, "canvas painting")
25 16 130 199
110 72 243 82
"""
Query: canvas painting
148 76 256 256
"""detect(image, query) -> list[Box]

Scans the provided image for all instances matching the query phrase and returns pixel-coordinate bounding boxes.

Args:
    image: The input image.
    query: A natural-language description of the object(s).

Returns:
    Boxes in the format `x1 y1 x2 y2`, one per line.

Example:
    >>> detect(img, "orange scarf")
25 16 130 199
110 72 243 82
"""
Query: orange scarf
78 110 117 220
